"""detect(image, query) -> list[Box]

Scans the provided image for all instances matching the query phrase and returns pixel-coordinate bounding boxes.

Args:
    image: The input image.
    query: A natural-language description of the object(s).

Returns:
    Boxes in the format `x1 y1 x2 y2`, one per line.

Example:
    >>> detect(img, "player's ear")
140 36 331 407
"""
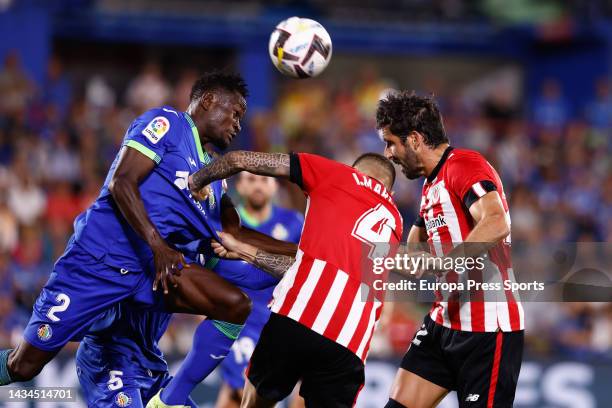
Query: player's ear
410 131 421 150
199 92 216 110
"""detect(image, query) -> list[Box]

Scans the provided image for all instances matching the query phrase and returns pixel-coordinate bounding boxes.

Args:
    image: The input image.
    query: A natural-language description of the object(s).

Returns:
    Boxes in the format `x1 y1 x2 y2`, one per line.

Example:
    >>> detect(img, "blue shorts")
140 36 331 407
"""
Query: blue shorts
76 341 197 408
23 243 162 351
213 258 279 290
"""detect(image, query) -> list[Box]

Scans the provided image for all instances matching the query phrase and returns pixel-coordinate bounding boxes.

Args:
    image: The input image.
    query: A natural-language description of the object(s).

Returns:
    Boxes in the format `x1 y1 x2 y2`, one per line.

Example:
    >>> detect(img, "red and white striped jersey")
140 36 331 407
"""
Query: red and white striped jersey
415 147 524 332
270 153 403 361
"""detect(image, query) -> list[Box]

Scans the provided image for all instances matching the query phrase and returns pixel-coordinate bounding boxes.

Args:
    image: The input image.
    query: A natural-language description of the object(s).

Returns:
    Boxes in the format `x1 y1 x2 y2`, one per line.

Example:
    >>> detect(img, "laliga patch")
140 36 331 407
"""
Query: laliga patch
37 324 52 341
115 391 132 407
142 116 170 144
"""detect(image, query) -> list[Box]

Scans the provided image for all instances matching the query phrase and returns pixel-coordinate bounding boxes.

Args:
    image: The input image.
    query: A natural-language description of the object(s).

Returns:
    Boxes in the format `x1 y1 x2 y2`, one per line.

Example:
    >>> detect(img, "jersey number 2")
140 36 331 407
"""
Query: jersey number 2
46 294 70 322
352 203 396 260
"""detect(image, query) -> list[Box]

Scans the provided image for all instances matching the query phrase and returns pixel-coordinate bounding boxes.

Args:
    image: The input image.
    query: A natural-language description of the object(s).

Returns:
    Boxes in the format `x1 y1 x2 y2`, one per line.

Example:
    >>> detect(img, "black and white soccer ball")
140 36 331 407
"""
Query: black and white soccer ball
268 17 332 78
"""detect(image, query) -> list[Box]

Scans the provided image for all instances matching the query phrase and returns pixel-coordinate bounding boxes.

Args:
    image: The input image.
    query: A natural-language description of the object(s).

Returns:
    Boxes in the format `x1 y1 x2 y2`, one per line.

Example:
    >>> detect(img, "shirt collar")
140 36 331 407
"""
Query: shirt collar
183 112 211 165
426 146 454 183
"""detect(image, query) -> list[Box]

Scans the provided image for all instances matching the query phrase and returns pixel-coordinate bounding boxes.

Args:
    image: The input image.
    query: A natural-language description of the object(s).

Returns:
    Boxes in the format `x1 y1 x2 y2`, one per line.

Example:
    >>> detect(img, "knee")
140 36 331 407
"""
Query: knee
8 352 44 382
225 290 252 324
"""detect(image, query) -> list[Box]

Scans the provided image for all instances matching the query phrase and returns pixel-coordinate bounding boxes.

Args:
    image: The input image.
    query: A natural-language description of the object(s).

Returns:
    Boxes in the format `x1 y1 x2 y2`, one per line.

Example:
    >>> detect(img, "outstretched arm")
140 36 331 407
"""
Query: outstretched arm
109 147 185 294
212 232 296 279
189 151 290 192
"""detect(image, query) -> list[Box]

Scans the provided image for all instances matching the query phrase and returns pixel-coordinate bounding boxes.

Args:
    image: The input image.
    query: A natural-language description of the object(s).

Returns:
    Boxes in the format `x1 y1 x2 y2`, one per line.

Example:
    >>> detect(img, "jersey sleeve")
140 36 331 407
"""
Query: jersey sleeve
289 152 347 193
123 108 179 165
446 153 498 209
413 216 425 227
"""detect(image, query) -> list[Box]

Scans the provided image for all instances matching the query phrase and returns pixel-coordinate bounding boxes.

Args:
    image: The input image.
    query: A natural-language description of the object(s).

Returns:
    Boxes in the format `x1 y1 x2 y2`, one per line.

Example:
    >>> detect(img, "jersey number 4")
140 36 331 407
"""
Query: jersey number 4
351 203 396 260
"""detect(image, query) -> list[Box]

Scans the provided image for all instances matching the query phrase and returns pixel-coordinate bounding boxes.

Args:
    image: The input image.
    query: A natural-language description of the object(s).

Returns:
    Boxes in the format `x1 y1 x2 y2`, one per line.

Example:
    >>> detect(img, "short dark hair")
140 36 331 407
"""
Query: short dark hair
376 91 448 147
190 71 249 102
352 152 396 187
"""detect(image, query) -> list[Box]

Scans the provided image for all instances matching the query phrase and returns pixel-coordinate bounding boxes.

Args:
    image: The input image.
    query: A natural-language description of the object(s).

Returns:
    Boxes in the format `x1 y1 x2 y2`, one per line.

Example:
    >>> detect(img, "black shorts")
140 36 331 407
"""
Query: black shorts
247 313 364 408
401 315 524 408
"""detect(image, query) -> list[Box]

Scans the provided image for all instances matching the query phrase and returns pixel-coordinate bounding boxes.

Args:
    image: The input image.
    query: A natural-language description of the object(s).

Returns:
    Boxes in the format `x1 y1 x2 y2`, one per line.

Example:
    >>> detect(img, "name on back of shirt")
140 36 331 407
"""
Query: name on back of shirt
351 173 393 203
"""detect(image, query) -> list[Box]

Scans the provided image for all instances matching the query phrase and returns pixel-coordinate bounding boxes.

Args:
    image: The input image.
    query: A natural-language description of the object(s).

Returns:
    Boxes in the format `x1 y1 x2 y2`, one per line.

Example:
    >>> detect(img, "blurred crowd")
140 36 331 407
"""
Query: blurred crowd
0 50 609 361
96 0 612 24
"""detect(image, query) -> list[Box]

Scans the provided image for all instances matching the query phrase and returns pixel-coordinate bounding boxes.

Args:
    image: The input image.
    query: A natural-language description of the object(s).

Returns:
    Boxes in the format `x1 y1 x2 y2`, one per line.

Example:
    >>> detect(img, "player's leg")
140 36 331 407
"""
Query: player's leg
215 382 241 408
455 330 524 408
386 369 448 408
76 342 145 408
386 317 452 408
215 323 259 408
1 247 136 385
152 316 245 406
144 371 197 408
241 379 276 408
298 328 365 408
1 341 57 383
162 264 252 323
287 384 305 408
144 265 252 406
243 314 302 407
148 268 256 407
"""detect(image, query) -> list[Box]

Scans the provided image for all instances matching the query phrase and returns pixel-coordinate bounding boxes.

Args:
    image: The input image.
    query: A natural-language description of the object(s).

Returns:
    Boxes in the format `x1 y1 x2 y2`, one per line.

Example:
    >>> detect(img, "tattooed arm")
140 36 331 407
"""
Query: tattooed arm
247 249 295 279
211 231 296 279
189 151 290 193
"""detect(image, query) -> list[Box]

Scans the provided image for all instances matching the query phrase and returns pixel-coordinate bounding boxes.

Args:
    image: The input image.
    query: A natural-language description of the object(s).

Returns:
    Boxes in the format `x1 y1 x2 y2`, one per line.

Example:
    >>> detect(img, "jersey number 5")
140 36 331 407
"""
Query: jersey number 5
351 203 396 260
107 370 123 391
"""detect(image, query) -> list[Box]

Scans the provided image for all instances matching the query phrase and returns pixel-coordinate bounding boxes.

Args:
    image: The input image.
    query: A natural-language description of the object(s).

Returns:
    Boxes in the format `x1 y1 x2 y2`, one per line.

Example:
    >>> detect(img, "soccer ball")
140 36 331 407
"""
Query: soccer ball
268 17 332 78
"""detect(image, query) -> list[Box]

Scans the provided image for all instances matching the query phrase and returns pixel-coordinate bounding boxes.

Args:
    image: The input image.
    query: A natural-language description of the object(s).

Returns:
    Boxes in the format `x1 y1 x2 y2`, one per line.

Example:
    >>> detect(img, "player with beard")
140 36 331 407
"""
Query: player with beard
215 173 303 408
188 151 403 407
378 92 524 408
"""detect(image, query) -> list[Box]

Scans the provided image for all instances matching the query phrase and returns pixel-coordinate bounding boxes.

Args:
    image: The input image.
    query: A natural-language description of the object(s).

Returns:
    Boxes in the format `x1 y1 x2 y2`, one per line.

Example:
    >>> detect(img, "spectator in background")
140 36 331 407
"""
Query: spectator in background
509 184 541 241
45 181 80 227
126 62 171 112
41 56 72 120
7 172 46 226
585 78 612 130
0 51 35 118
11 225 50 307
173 68 199 110
0 129 13 165
86 74 116 111
45 129 81 182
0 190 17 252
533 78 570 129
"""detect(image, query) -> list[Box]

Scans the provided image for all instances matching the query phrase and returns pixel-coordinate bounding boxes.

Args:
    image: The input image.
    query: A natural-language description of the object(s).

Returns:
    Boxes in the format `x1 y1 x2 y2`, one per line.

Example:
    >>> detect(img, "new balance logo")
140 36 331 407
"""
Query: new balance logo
465 394 480 402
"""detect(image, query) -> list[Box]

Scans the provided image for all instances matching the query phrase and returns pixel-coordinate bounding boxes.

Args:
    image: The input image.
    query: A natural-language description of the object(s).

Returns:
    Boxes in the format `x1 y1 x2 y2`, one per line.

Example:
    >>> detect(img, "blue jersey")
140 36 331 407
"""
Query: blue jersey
73 107 227 406
72 106 222 272
238 205 303 243
74 105 229 368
